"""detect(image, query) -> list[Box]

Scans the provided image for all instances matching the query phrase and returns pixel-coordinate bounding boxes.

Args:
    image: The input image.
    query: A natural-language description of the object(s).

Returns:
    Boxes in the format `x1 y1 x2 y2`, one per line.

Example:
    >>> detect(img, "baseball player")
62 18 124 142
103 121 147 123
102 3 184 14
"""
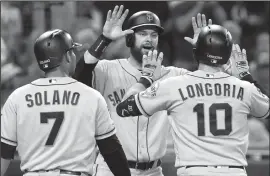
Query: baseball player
1 29 131 176
116 25 269 176
73 6 213 176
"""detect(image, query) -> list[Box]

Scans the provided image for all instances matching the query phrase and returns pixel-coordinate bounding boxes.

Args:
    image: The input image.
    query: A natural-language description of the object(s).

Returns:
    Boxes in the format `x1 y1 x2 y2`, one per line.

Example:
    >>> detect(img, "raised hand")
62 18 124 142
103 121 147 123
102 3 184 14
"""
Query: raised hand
141 50 169 83
103 5 134 40
223 44 250 79
184 13 212 47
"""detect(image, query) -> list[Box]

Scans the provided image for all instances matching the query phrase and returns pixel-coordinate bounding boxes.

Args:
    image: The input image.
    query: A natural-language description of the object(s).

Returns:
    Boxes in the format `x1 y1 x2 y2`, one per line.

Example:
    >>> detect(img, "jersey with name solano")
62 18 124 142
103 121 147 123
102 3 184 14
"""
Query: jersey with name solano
1 77 116 173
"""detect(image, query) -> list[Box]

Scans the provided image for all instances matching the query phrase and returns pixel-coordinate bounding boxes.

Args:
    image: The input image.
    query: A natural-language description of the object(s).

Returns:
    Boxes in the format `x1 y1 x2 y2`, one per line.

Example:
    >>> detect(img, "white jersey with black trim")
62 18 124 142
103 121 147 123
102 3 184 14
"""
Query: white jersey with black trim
135 70 269 167
1 77 116 173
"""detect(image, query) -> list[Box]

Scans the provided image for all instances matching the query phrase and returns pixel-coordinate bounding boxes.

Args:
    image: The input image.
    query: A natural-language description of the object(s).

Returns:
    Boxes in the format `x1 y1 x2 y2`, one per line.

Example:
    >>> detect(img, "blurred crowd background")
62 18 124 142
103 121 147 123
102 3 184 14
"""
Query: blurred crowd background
1 1 269 176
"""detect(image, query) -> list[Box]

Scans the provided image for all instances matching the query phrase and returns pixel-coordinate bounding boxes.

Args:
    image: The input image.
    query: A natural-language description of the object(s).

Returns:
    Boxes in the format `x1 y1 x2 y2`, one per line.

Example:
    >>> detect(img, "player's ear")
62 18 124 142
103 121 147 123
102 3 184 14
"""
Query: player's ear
65 51 72 63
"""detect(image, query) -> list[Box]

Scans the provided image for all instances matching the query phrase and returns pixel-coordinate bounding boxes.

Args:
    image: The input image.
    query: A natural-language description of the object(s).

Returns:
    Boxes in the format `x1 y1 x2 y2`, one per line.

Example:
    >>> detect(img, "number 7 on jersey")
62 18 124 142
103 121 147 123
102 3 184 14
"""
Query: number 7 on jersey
40 112 64 146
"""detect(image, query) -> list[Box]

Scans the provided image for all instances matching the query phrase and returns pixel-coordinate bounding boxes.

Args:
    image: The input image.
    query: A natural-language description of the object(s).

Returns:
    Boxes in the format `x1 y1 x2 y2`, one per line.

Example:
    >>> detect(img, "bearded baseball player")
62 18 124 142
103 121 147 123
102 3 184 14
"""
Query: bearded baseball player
1 29 131 176
72 5 213 176
116 25 269 176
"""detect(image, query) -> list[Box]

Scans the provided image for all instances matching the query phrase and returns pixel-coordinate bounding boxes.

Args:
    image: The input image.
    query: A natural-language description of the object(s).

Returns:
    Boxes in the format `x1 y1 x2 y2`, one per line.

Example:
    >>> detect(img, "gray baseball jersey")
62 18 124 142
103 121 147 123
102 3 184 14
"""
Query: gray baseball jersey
134 70 269 167
84 51 189 162
1 77 116 173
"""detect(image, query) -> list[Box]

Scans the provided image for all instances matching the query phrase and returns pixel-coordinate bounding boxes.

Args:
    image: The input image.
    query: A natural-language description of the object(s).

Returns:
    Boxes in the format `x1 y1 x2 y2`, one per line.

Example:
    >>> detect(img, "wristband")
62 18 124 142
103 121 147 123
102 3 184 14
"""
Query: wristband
239 71 250 79
138 77 152 88
88 34 112 59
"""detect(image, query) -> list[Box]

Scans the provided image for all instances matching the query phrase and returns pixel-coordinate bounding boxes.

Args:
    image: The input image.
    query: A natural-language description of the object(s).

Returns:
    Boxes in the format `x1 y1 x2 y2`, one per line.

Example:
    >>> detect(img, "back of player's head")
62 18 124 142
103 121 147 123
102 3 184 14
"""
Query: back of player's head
125 11 164 47
194 24 233 66
34 29 80 72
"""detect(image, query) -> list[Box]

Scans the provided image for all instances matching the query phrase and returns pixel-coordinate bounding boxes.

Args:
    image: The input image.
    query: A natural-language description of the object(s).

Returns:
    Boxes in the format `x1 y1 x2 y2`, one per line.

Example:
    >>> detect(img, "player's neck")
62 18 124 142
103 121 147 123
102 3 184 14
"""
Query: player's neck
198 63 223 73
45 68 69 78
128 55 142 70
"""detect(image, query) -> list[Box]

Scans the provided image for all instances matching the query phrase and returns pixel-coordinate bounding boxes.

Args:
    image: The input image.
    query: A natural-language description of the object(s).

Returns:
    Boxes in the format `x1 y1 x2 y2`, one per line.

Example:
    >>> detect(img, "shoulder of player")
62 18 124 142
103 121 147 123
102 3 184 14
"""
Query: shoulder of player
158 75 184 86
97 58 126 65
6 83 33 101
229 76 260 95
75 80 106 98
236 77 256 89
97 58 126 68
75 81 102 96
163 66 190 76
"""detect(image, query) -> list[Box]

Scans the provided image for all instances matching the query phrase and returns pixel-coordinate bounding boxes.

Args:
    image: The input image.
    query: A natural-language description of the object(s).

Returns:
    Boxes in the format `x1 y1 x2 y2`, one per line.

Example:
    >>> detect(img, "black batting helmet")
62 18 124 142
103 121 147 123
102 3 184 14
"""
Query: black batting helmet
125 11 164 47
34 29 80 71
194 24 233 66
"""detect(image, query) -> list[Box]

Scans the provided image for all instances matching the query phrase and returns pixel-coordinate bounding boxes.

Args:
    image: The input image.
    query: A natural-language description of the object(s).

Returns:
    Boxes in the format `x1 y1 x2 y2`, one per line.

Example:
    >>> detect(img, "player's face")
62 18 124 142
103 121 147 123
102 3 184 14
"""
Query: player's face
131 29 159 63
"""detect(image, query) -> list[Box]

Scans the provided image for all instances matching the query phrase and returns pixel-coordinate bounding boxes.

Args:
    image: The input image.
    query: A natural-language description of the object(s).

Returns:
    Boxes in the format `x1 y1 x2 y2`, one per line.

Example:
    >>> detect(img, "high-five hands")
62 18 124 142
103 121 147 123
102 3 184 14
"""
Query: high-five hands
141 50 169 84
184 13 212 47
223 44 250 79
103 5 134 40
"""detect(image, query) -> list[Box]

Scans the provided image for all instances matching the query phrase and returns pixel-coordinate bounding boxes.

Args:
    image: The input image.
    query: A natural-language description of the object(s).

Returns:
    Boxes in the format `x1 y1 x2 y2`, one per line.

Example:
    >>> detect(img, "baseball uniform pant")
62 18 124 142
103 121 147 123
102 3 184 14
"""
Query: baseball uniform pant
23 170 90 176
177 166 247 176
93 163 164 176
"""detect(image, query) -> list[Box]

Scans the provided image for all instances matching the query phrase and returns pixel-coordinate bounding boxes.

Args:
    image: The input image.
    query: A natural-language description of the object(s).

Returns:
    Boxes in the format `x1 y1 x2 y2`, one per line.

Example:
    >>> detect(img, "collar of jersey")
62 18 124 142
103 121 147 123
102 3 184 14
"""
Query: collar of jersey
118 59 141 78
31 77 77 86
187 70 231 78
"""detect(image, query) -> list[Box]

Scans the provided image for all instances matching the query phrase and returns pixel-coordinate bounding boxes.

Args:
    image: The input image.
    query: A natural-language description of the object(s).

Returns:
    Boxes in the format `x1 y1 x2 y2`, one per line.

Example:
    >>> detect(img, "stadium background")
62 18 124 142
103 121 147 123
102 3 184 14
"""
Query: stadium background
1 1 269 176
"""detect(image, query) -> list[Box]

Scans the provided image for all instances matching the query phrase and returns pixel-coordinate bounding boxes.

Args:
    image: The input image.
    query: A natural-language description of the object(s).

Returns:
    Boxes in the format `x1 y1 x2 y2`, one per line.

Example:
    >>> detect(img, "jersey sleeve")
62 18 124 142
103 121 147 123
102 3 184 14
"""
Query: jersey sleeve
249 83 270 119
95 93 116 140
1 93 17 146
134 79 173 117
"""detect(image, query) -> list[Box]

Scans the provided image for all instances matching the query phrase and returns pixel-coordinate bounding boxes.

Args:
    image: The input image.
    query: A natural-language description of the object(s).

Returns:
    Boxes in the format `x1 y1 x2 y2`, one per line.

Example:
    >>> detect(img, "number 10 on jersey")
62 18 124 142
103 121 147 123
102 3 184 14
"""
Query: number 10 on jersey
193 103 232 136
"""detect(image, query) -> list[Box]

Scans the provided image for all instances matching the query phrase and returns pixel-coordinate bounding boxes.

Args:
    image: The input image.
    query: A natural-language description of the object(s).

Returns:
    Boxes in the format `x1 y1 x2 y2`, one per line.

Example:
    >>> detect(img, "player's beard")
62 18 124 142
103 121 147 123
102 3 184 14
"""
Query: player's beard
130 45 157 64
130 46 143 64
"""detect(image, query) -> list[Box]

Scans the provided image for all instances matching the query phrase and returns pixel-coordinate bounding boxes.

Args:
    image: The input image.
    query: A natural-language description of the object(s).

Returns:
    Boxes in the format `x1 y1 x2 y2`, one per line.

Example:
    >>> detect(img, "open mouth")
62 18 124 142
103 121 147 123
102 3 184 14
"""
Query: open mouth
142 46 153 50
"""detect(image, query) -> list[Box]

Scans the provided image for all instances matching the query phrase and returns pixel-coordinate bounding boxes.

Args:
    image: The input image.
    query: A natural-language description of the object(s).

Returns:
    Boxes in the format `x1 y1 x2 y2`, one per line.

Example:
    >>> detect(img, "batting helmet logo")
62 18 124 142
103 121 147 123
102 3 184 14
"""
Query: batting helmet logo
125 11 164 47
146 13 154 22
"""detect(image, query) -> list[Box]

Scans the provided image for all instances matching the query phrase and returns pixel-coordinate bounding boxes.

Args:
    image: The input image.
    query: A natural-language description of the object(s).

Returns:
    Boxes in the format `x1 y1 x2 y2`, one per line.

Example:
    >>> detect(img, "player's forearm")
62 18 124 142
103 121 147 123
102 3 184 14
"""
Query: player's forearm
242 74 268 95
88 34 112 61
96 135 131 176
118 77 151 117
117 95 142 117
73 33 113 85
72 56 98 87
243 74 270 119
1 158 11 176
122 83 147 101
122 76 152 101
73 33 113 84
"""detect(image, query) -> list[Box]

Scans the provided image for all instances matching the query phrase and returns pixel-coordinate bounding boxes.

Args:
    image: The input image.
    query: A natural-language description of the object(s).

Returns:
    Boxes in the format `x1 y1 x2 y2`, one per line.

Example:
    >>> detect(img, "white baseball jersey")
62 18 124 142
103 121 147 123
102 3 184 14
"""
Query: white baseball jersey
1 77 116 173
135 70 269 167
85 51 189 163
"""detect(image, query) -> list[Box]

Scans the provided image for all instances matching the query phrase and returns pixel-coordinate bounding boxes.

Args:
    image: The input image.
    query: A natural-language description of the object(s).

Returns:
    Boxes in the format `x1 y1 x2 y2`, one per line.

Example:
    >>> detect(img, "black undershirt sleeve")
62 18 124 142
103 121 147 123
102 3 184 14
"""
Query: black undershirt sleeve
242 74 270 119
72 56 98 87
1 142 16 160
96 134 131 176
116 95 142 117
242 74 268 95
